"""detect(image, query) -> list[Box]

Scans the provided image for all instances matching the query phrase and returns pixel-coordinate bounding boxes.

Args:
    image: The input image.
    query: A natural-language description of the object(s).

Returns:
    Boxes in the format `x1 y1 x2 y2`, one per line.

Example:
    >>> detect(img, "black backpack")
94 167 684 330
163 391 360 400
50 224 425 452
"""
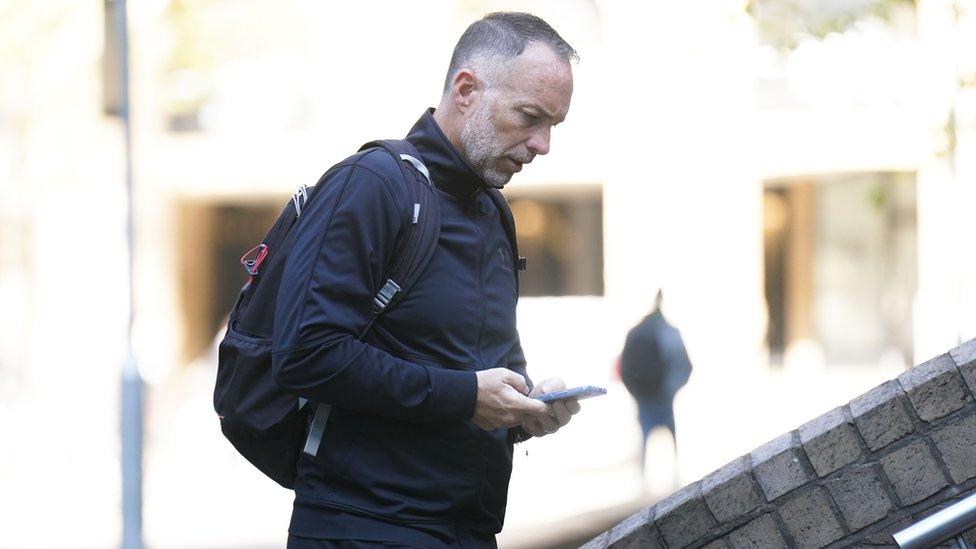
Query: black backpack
213 140 441 489
620 312 692 399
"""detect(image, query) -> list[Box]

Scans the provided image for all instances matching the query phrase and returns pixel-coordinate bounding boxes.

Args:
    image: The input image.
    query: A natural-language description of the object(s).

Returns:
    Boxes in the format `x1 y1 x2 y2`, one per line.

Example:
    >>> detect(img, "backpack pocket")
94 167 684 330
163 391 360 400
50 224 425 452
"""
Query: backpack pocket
214 323 308 488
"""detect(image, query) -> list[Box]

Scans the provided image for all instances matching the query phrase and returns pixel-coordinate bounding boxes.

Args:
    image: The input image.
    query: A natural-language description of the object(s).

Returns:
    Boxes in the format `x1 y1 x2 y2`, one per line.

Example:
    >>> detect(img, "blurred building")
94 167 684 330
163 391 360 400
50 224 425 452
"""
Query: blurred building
2 1 975 547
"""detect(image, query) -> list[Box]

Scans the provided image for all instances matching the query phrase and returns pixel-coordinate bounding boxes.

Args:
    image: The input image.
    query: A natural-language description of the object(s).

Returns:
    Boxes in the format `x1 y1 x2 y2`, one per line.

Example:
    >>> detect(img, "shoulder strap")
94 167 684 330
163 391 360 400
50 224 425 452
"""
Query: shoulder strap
305 139 442 458
357 139 441 318
484 188 522 296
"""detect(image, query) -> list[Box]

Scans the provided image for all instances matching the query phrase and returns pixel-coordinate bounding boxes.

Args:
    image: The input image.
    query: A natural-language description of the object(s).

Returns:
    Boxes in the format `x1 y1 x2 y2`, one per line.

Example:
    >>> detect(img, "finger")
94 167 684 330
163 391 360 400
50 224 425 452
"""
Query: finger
536 414 559 433
565 398 582 415
523 418 546 437
550 400 573 426
536 377 566 393
503 371 529 395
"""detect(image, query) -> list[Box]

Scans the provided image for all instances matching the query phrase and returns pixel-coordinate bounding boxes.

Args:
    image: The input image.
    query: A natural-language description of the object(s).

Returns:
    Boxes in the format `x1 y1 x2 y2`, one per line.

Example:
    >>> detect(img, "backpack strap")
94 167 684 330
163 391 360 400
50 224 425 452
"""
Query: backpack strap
358 139 441 320
304 139 441 457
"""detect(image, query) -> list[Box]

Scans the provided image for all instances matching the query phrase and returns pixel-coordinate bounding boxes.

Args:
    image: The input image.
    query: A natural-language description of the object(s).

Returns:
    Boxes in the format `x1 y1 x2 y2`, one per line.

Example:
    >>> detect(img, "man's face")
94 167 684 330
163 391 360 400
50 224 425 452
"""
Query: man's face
460 42 574 188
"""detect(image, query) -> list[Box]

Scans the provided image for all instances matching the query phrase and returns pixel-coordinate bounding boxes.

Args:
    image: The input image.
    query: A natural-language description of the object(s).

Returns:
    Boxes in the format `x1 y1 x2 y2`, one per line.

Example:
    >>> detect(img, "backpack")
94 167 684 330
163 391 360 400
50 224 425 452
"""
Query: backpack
620 312 692 399
213 140 441 489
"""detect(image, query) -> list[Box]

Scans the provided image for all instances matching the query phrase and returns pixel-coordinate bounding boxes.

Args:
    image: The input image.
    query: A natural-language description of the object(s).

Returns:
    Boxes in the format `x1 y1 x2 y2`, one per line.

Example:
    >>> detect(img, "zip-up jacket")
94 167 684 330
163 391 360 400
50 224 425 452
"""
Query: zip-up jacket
271 109 527 542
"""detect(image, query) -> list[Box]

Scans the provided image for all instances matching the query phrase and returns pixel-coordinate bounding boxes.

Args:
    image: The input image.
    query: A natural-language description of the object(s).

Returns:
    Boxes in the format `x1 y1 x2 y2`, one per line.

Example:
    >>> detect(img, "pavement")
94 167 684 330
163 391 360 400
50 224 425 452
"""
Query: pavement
145 363 663 549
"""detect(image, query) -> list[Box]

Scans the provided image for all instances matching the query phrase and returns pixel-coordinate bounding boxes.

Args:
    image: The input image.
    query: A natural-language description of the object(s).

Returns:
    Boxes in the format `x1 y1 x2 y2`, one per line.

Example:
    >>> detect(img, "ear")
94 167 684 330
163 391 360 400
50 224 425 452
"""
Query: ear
448 69 479 114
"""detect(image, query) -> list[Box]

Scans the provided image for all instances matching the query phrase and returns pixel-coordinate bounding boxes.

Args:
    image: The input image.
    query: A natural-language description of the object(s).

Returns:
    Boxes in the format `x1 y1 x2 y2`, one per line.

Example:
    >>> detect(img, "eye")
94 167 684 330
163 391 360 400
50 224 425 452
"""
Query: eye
519 110 539 125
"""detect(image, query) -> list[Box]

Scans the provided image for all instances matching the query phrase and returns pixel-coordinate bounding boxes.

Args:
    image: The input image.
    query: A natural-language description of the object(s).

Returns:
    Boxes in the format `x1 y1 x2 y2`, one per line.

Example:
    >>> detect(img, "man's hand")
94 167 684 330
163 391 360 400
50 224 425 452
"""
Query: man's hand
472 368 550 431
522 377 582 437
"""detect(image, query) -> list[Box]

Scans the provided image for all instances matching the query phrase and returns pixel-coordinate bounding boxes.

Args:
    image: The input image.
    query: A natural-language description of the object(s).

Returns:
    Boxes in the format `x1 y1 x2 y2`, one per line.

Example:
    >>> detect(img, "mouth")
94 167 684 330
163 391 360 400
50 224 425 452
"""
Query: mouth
505 156 530 172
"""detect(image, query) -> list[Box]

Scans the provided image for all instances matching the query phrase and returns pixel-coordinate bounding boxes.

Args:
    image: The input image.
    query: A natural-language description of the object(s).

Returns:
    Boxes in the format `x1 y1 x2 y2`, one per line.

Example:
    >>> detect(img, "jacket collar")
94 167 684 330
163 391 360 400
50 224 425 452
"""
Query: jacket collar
405 108 486 199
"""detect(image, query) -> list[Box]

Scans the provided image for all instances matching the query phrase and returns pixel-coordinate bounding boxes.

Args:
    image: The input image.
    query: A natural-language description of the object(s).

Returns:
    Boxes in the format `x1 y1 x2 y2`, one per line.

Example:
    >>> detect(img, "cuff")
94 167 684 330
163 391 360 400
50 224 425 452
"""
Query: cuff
428 367 478 421
508 426 533 444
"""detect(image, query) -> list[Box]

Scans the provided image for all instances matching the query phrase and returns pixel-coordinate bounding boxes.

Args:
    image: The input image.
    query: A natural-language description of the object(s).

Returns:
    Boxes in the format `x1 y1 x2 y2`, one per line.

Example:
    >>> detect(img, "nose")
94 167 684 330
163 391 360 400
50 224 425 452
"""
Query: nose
526 127 551 156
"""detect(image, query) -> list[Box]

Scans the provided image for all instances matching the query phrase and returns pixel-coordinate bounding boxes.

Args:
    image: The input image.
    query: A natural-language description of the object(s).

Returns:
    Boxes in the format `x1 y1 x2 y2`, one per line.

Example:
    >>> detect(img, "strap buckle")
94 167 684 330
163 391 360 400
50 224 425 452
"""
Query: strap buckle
303 402 333 456
373 279 401 312
293 185 309 217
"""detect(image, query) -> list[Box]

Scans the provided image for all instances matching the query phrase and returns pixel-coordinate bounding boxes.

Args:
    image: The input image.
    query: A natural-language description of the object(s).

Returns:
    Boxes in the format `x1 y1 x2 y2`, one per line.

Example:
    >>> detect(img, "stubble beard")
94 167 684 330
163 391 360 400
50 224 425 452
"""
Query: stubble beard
460 98 511 189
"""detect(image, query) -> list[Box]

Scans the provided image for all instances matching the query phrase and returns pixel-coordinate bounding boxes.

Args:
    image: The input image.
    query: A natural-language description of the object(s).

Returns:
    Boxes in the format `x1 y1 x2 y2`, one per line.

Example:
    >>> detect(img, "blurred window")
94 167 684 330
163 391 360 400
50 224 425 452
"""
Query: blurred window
506 186 604 297
763 172 917 367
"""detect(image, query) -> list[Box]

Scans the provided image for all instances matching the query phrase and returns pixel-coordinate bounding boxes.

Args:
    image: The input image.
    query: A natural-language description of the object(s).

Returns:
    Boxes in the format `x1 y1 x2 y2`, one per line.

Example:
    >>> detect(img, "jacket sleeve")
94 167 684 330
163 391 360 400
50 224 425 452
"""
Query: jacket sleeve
271 157 478 422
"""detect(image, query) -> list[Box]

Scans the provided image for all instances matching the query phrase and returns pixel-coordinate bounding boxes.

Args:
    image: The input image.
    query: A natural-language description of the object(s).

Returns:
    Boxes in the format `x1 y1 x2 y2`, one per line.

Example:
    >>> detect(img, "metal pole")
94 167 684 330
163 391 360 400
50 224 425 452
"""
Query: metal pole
116 0 144 547
894 492 976 549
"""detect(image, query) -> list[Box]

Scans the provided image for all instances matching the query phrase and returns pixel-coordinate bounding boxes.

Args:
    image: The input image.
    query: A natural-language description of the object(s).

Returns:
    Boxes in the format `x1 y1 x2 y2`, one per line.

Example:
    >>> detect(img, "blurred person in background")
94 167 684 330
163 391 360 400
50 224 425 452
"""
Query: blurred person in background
619 290 693 481
271 12 580 549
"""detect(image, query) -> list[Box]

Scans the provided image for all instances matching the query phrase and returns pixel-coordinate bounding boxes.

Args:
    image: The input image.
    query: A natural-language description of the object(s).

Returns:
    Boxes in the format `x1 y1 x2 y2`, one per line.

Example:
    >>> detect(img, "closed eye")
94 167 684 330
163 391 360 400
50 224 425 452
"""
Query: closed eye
520 110 539 125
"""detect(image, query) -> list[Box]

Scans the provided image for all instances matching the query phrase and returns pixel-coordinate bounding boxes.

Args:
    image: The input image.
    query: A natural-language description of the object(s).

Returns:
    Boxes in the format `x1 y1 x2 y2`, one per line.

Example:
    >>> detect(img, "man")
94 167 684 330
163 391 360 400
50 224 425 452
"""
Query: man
272 12 579 548
619 290 693 478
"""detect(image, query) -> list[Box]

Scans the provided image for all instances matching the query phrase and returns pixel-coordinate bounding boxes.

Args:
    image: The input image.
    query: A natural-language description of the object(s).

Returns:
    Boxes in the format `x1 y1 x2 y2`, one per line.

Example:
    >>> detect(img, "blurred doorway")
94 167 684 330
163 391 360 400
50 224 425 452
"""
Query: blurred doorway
177 199 281 363
763 172 917 368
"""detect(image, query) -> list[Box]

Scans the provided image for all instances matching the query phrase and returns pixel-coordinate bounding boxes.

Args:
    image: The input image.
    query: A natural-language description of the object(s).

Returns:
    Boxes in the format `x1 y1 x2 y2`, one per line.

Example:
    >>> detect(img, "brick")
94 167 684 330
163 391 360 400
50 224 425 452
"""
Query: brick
950 338 976 397
824 464 894 531
777 487 846 547
931 414 976 483
880 440 949 505
727 514 788 549
898 353 971 422
702 456 763 522
654 481 717 548
799 406 863 477
850 380 914 451
581 531 608 549
750 432 814 501
606 506 663 549
850 539 896 548
859 517 912 545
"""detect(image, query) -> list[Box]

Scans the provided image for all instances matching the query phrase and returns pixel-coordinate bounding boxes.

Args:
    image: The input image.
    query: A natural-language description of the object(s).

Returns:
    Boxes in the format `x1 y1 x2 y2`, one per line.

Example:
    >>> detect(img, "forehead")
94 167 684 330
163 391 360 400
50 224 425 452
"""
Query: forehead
494 42 574 120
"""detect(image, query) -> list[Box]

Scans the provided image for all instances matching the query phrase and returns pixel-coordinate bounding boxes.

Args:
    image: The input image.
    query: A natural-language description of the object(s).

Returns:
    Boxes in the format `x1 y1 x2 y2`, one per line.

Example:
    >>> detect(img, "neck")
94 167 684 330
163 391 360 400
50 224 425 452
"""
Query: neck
432 101 465 158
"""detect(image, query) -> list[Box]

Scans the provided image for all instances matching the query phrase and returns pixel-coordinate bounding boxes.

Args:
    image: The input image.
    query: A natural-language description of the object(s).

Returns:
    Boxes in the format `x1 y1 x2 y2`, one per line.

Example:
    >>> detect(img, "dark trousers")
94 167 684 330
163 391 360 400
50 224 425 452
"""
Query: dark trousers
637 396 676 472
287 531 497 549
287 537 416 548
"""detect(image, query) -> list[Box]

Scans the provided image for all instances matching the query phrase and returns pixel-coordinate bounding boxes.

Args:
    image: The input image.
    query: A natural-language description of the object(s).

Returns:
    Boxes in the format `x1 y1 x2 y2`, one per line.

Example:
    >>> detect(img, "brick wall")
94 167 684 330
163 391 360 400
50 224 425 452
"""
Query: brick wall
583 338 976 548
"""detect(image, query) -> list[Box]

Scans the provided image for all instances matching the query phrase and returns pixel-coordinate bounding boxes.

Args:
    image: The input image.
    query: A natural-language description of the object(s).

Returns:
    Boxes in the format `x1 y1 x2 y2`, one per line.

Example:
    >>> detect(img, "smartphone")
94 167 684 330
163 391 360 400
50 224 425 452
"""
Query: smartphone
535 385 607 403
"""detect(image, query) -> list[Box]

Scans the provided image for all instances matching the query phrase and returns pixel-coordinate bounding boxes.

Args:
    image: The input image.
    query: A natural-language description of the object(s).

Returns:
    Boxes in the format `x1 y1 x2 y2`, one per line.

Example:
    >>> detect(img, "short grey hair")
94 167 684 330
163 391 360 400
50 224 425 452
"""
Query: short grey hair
442 12 578 94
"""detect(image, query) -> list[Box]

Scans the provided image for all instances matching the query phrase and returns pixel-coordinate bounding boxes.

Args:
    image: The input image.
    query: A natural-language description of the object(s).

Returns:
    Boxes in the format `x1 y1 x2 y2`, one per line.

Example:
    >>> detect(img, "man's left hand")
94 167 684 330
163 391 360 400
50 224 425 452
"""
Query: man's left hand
523 377 582 437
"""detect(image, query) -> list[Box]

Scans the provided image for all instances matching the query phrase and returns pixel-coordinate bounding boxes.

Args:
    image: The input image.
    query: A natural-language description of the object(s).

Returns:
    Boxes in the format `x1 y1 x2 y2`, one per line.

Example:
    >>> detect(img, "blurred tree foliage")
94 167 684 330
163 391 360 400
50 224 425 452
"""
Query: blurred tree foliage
163 0 305 127
166 0 304 71
748 0 916 50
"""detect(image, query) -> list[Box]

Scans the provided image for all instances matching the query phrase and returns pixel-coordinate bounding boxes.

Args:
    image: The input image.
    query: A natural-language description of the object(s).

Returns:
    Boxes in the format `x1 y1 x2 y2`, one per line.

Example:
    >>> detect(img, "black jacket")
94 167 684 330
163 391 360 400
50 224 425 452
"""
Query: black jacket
272 110 526 540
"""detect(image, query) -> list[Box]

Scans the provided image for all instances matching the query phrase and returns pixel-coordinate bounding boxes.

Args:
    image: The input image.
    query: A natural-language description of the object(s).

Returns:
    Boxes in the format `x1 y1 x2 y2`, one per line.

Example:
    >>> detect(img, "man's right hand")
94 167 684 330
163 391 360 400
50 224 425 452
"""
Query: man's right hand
471 368 549 431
